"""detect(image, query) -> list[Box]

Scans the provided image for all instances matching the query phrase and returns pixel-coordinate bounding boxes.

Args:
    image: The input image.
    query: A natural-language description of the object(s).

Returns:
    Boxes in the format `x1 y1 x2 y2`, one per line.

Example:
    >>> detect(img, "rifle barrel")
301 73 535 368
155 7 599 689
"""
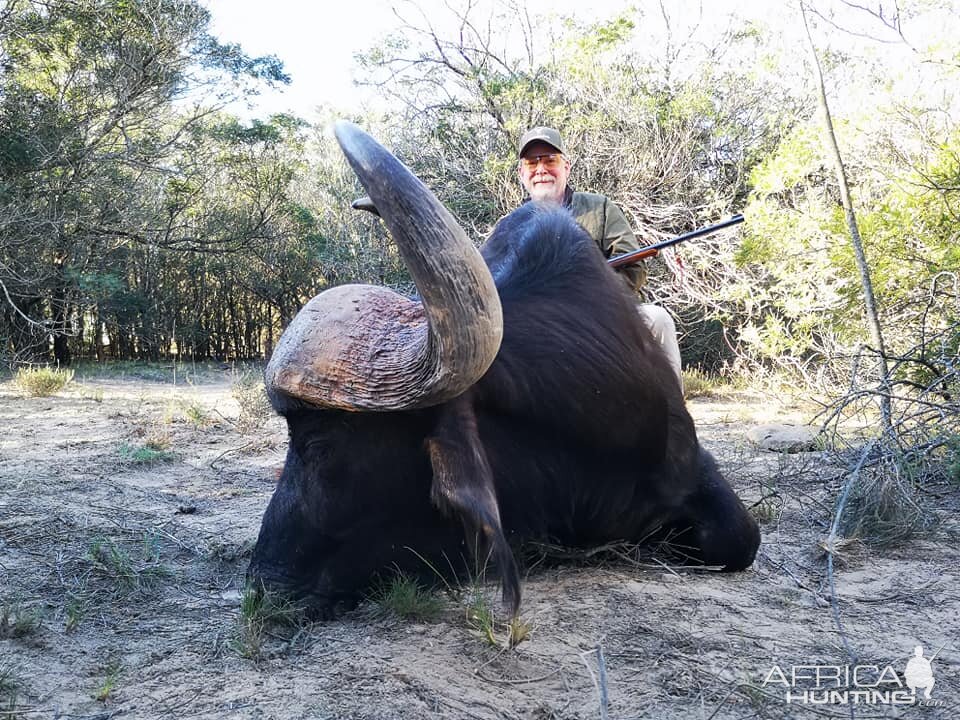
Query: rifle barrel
608 213 744 269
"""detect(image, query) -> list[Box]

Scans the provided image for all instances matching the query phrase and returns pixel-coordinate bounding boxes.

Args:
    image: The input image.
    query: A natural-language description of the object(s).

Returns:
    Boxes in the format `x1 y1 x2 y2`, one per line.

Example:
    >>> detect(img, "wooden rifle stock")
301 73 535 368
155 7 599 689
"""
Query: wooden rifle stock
607 214 744 269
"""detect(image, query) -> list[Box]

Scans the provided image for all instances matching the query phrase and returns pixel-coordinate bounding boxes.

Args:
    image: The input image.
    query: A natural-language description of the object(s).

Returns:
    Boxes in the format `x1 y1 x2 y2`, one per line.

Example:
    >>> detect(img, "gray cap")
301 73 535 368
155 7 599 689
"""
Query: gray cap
518 126 565 157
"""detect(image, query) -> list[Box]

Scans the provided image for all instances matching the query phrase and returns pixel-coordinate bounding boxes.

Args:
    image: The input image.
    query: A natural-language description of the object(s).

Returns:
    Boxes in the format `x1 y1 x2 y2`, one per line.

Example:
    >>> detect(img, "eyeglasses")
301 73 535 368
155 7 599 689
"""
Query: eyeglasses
520 153 564 170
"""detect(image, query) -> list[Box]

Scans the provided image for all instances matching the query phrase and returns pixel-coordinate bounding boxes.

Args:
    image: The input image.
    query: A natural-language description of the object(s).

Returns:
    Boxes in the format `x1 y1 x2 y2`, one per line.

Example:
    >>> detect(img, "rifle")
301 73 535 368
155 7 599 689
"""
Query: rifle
607 214 744 269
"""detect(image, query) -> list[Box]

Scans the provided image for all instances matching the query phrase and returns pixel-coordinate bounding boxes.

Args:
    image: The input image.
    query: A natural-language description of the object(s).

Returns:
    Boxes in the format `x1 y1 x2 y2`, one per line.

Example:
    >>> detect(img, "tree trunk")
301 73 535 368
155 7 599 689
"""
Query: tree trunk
95 310 105 363
51 288 72 366
800 3 891 429
264 305 274 360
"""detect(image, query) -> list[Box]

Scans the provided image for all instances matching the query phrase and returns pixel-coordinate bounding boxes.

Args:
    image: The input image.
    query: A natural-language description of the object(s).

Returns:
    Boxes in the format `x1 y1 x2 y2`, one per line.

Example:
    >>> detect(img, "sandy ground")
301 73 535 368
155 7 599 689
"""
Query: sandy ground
1 368 958 719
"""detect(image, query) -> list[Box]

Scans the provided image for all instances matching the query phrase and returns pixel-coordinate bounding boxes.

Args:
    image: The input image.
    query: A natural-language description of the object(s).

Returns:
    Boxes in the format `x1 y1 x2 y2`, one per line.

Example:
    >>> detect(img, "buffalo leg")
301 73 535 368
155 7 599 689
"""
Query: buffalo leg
426 393 521 616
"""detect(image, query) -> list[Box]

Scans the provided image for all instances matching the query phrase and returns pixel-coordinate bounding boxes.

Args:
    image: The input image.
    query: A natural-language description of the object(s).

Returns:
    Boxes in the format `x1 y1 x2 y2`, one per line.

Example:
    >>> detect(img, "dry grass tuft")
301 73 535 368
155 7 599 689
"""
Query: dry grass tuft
464 584 500 647
85 535 172 596
232 583 307 660
142 426 173 451
0 599 41 639
162 398 212 427
231 370 272 432
13 366 74 397
0 661 22 716
40 524 186 633
682 367 728 399
835 467 933 547
522 529 714 575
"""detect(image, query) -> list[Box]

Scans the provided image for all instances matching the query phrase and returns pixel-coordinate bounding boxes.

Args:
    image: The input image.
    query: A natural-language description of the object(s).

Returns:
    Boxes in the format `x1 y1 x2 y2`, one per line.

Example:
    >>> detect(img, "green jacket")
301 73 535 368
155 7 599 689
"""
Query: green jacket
565 188 646 292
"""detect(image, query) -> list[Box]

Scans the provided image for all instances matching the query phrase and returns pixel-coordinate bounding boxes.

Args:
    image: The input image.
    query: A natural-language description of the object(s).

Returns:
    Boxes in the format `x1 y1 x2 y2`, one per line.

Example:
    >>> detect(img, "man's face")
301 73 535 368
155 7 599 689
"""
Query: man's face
518 141 571 204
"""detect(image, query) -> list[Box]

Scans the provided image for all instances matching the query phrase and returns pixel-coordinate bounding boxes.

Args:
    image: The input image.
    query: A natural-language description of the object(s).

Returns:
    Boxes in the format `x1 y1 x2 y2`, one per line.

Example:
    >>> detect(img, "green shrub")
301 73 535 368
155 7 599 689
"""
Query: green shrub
117 442 176 465
93 658 122 702
370 573 445 622
465 585 499 646
181 400 209 427
947 435 960 483
13 366 74 397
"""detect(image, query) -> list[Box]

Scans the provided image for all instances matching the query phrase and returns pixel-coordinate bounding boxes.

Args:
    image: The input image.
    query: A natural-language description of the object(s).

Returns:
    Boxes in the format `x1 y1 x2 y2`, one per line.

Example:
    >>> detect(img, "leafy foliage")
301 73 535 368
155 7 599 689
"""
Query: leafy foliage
354 3 809 370
0 0 292 365
117 442 176 465
1 0 958 391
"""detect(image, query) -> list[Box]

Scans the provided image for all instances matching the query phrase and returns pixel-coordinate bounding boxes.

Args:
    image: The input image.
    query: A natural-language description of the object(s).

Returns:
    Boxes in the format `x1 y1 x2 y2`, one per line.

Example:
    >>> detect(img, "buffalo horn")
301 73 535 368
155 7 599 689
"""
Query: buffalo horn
265 122 503 411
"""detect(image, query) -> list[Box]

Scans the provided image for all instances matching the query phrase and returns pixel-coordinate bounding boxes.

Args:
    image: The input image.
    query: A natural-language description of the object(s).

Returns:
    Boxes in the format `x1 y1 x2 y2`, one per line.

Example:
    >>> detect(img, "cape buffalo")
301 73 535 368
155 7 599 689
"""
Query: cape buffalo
247 122 760 617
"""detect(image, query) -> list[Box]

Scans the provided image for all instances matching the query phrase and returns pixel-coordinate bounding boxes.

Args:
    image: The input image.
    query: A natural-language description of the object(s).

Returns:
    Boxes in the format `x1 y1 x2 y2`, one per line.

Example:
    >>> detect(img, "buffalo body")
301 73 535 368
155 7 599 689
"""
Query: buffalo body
247 124 760 616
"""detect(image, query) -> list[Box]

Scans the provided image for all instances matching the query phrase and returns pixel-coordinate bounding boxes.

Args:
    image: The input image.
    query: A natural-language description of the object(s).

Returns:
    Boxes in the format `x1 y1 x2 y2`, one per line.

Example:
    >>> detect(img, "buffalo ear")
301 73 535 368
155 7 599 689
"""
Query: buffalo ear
426 395 521 618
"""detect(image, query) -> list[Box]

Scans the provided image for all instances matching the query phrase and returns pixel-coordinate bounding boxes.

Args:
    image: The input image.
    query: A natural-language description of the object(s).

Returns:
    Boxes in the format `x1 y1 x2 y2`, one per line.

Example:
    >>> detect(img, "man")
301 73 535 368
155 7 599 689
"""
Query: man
516 126 683 385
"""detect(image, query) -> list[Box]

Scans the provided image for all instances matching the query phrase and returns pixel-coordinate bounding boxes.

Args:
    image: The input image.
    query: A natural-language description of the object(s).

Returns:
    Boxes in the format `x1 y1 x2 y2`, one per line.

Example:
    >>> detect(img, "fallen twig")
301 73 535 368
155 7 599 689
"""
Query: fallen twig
824 438 877 666
579 643 610 720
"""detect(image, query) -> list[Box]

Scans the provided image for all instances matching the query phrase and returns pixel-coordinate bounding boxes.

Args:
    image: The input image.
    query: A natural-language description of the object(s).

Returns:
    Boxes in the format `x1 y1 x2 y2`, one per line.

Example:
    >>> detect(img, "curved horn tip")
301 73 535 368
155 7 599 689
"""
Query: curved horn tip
333 119 355 138
333 120 370 154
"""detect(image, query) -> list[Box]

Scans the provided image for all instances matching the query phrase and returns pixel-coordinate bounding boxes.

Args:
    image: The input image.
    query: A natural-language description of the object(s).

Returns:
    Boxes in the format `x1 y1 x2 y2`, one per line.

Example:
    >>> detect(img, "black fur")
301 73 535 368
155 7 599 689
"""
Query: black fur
248 203 760 617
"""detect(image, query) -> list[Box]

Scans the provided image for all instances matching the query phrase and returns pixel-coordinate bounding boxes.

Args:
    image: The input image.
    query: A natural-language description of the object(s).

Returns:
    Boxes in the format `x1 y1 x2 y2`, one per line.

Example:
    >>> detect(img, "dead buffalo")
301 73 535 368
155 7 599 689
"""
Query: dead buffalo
247 121 760 617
